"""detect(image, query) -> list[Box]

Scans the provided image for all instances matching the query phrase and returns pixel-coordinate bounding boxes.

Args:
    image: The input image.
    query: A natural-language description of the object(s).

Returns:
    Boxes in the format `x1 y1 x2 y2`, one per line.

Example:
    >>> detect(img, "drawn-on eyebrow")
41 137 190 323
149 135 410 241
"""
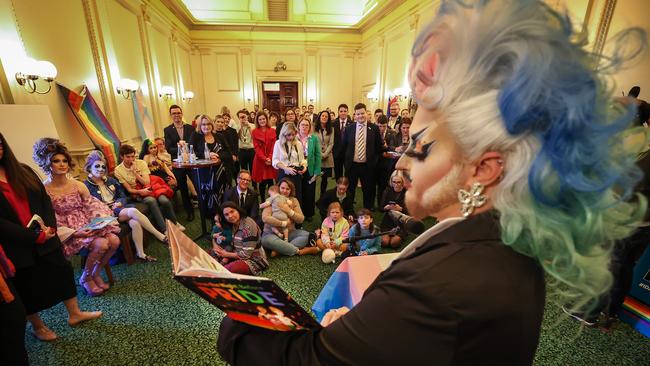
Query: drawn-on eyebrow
403 127 436 161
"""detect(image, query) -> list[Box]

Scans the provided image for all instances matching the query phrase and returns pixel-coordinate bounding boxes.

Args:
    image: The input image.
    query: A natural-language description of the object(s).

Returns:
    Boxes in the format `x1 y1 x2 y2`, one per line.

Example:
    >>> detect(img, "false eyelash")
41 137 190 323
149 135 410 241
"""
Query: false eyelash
404 128 436 161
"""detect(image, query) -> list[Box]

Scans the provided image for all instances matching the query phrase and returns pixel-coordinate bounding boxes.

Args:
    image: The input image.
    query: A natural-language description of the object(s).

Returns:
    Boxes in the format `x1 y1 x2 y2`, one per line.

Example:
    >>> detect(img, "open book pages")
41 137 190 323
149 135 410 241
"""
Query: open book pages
166 220 265 281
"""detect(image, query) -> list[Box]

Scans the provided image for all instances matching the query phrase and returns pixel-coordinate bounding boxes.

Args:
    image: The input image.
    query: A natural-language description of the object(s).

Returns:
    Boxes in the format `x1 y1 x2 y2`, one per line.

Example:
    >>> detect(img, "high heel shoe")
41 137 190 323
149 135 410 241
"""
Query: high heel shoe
91 260 110 291
79 270 103 297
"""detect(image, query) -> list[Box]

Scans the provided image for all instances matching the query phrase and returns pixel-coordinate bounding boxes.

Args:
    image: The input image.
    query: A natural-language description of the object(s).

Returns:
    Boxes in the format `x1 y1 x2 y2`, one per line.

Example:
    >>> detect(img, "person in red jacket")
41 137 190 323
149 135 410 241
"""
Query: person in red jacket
251 112 278 197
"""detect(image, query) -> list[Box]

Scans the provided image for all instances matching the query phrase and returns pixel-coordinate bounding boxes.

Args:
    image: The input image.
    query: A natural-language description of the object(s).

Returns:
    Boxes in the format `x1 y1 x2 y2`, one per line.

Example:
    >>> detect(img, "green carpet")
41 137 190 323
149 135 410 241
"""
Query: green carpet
24 188 650 365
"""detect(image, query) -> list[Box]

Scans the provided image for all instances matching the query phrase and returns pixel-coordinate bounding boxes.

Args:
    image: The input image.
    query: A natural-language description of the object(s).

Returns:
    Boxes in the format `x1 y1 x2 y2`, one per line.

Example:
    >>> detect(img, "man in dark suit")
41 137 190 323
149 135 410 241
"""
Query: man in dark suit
376 115 396 207
164 104 196 221
221 169 260 225
332 103 351 180
341 103 383 210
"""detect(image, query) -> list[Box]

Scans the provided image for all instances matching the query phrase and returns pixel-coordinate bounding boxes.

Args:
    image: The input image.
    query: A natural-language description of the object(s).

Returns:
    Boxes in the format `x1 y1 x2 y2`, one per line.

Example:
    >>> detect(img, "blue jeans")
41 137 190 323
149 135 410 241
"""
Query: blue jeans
142 195 178 231
261 229 309 256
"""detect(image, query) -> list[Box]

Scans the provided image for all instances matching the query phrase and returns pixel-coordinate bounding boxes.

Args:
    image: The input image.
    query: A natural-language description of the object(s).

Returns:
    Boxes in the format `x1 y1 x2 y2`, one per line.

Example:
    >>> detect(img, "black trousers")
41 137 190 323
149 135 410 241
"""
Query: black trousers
172 167 193 216
238 148 254 176
320 167 333 199
0 280 28 366
346 162 377 210
334 157 345 180
301 173 317 219
376 158 395 207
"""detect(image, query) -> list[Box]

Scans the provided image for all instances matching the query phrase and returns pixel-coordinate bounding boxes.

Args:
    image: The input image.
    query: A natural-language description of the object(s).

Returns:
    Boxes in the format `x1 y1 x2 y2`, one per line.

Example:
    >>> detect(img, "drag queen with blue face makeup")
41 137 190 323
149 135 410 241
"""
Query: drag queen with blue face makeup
216 1 647 365
84 151 166 262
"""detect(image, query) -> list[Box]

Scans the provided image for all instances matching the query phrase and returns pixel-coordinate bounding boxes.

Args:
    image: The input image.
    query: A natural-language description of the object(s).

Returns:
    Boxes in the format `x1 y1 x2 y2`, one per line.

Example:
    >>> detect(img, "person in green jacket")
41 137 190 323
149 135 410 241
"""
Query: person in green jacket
297 117 321 221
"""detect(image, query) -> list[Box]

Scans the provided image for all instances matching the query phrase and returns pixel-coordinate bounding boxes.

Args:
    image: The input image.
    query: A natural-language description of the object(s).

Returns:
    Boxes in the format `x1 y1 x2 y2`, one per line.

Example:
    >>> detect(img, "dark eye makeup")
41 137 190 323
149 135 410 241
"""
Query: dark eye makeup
403 127 436 161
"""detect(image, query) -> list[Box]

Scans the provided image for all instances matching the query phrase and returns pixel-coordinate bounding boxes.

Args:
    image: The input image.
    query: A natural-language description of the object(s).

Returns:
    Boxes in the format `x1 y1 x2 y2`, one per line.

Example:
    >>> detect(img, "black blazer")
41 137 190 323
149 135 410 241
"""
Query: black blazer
163 123 196 157
190 132 232 164
341 122 383 170
317 188 355 219
221 187 259 221
332 117 351 160
0 167 62 269
218 211 545 366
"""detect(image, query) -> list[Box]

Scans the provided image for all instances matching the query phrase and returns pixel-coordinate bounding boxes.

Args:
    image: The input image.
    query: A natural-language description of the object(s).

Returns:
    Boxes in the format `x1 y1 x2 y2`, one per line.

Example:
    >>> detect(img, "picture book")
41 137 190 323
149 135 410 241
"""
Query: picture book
167 220 321 331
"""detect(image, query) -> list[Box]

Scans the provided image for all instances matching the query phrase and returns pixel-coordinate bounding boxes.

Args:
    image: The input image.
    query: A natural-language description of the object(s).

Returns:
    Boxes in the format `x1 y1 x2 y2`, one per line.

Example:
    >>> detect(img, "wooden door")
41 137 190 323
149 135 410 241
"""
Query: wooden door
262 82 298 116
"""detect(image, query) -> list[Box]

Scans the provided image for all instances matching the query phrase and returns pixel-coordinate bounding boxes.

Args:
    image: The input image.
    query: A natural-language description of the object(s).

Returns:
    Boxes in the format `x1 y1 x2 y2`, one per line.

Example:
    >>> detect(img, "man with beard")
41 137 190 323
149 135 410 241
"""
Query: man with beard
216 1 645 364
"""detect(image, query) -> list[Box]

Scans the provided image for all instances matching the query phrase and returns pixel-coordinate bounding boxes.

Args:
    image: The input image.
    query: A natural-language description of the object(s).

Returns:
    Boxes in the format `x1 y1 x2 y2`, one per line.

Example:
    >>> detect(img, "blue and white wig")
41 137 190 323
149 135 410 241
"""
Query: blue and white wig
410 0 648 311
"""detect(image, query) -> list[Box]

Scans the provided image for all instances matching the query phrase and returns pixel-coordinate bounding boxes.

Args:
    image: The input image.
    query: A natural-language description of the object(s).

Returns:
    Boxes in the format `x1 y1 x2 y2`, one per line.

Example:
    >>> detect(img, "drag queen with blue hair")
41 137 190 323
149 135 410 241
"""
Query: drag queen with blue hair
217 1 647 364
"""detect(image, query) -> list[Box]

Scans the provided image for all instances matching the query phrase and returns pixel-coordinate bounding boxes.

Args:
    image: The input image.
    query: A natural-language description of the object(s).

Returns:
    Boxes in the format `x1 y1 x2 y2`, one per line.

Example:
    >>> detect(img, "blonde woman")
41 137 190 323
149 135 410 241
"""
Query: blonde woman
272 122 306 201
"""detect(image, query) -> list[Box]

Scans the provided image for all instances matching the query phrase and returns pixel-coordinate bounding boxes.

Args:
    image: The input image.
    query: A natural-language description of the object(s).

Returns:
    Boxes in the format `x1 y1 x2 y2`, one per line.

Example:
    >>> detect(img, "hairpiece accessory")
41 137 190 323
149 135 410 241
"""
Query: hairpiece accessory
458 182 487 217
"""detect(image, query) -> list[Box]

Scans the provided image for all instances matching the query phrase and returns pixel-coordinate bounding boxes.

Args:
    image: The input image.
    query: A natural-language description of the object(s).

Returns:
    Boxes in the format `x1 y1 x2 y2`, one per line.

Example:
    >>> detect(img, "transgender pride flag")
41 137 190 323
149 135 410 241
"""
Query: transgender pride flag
312 253 398 321
58 84 121 172
131 88 156 141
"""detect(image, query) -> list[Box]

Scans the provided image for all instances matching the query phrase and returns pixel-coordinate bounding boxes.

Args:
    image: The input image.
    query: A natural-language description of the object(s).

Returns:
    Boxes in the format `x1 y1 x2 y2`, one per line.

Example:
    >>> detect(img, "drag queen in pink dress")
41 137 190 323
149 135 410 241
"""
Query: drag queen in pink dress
33 138 120 297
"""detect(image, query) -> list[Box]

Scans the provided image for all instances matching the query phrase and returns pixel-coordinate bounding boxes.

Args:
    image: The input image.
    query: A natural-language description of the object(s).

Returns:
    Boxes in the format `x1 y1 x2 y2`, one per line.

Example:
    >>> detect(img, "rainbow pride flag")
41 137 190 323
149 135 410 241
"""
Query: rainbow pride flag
312 253 398 321
57 84 121 172
131 88 156 141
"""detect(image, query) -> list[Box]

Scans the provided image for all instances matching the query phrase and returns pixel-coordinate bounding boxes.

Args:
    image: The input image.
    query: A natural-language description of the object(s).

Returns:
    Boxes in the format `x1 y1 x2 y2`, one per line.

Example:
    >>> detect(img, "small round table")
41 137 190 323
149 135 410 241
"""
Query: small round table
172 159 220 241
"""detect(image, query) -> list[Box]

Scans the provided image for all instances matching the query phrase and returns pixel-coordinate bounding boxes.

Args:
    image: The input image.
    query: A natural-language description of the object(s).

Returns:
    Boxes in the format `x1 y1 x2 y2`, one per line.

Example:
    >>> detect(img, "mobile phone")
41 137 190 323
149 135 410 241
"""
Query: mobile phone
26 215 43 234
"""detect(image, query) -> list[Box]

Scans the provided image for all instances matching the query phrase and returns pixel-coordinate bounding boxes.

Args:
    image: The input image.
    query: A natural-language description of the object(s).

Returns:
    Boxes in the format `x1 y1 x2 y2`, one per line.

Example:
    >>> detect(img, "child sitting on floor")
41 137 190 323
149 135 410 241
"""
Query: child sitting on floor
211 213 234 264
315 202 350 263
259 185 291 240
345 208 381 257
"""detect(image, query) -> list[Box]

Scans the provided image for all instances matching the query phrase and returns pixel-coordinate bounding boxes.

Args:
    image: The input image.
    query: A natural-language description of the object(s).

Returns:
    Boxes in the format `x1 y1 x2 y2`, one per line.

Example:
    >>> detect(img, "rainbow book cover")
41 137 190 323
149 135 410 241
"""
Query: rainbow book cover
167 221 321 331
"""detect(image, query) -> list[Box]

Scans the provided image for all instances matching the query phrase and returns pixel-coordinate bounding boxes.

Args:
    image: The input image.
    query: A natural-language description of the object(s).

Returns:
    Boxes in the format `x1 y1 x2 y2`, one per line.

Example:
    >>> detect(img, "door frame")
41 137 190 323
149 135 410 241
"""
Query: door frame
256 76 304 110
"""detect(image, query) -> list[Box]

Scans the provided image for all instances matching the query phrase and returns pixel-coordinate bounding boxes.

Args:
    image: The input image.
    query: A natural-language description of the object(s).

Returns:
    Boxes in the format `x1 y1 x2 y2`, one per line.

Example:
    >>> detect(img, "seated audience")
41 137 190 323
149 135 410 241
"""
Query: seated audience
315 202 350 260
272 122 306 202
260 178 316 256
139 139 177 189
346 208 381 256
317 176 355 221
1 134 101 344
33 138 120 297
379 172 408 248
153 137 172 169
84 151 166 262
114 144 182 233
213 201 268 275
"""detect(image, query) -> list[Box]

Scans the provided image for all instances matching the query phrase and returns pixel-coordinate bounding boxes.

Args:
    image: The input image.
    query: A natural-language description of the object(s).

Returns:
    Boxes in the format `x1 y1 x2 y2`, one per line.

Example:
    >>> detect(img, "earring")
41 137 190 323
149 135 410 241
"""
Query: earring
458 182 487 217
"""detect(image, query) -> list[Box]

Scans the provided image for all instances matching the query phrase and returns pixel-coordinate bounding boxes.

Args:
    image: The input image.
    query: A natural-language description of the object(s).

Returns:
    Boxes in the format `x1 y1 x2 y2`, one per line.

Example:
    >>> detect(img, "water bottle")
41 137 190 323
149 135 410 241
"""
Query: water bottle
204 142 210 161
177 143 182 162
189 145 195 163
181 143 189 163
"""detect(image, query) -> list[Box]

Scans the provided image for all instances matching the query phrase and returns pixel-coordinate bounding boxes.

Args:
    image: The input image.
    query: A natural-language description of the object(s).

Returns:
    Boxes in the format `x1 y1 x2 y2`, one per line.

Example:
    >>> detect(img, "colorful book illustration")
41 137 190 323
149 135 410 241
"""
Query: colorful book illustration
167 220 321 331
78 216 118 231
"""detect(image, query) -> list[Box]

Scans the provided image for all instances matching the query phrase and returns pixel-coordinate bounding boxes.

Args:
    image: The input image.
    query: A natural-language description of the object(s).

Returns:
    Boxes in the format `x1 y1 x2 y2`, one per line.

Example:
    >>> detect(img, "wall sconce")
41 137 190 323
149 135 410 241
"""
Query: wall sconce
182 90 194 102
116 78 139 100
366 90 379 102
393 87 409 102
274 61 287 72
15 58 57 94
159 85 175 100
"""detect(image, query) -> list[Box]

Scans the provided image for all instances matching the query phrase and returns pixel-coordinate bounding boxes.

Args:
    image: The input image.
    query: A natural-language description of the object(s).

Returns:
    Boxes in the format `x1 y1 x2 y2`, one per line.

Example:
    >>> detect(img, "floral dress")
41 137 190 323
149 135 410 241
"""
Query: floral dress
47 185 120 257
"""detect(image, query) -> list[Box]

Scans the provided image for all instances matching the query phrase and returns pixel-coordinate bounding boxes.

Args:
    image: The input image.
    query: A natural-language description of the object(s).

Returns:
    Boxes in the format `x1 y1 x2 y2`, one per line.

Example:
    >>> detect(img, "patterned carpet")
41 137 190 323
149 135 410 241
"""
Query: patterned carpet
24 190 650 365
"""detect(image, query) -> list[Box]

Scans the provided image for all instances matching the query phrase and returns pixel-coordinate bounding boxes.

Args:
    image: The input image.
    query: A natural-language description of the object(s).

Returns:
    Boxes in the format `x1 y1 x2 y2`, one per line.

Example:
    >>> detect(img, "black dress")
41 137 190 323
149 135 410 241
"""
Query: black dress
0 168 76 314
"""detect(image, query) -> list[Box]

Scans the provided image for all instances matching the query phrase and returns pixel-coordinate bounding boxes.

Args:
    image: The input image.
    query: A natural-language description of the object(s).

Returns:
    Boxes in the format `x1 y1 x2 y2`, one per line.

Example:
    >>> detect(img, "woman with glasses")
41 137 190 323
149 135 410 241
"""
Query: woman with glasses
379 172 408 248
275 109 297 140
84 151 166 262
